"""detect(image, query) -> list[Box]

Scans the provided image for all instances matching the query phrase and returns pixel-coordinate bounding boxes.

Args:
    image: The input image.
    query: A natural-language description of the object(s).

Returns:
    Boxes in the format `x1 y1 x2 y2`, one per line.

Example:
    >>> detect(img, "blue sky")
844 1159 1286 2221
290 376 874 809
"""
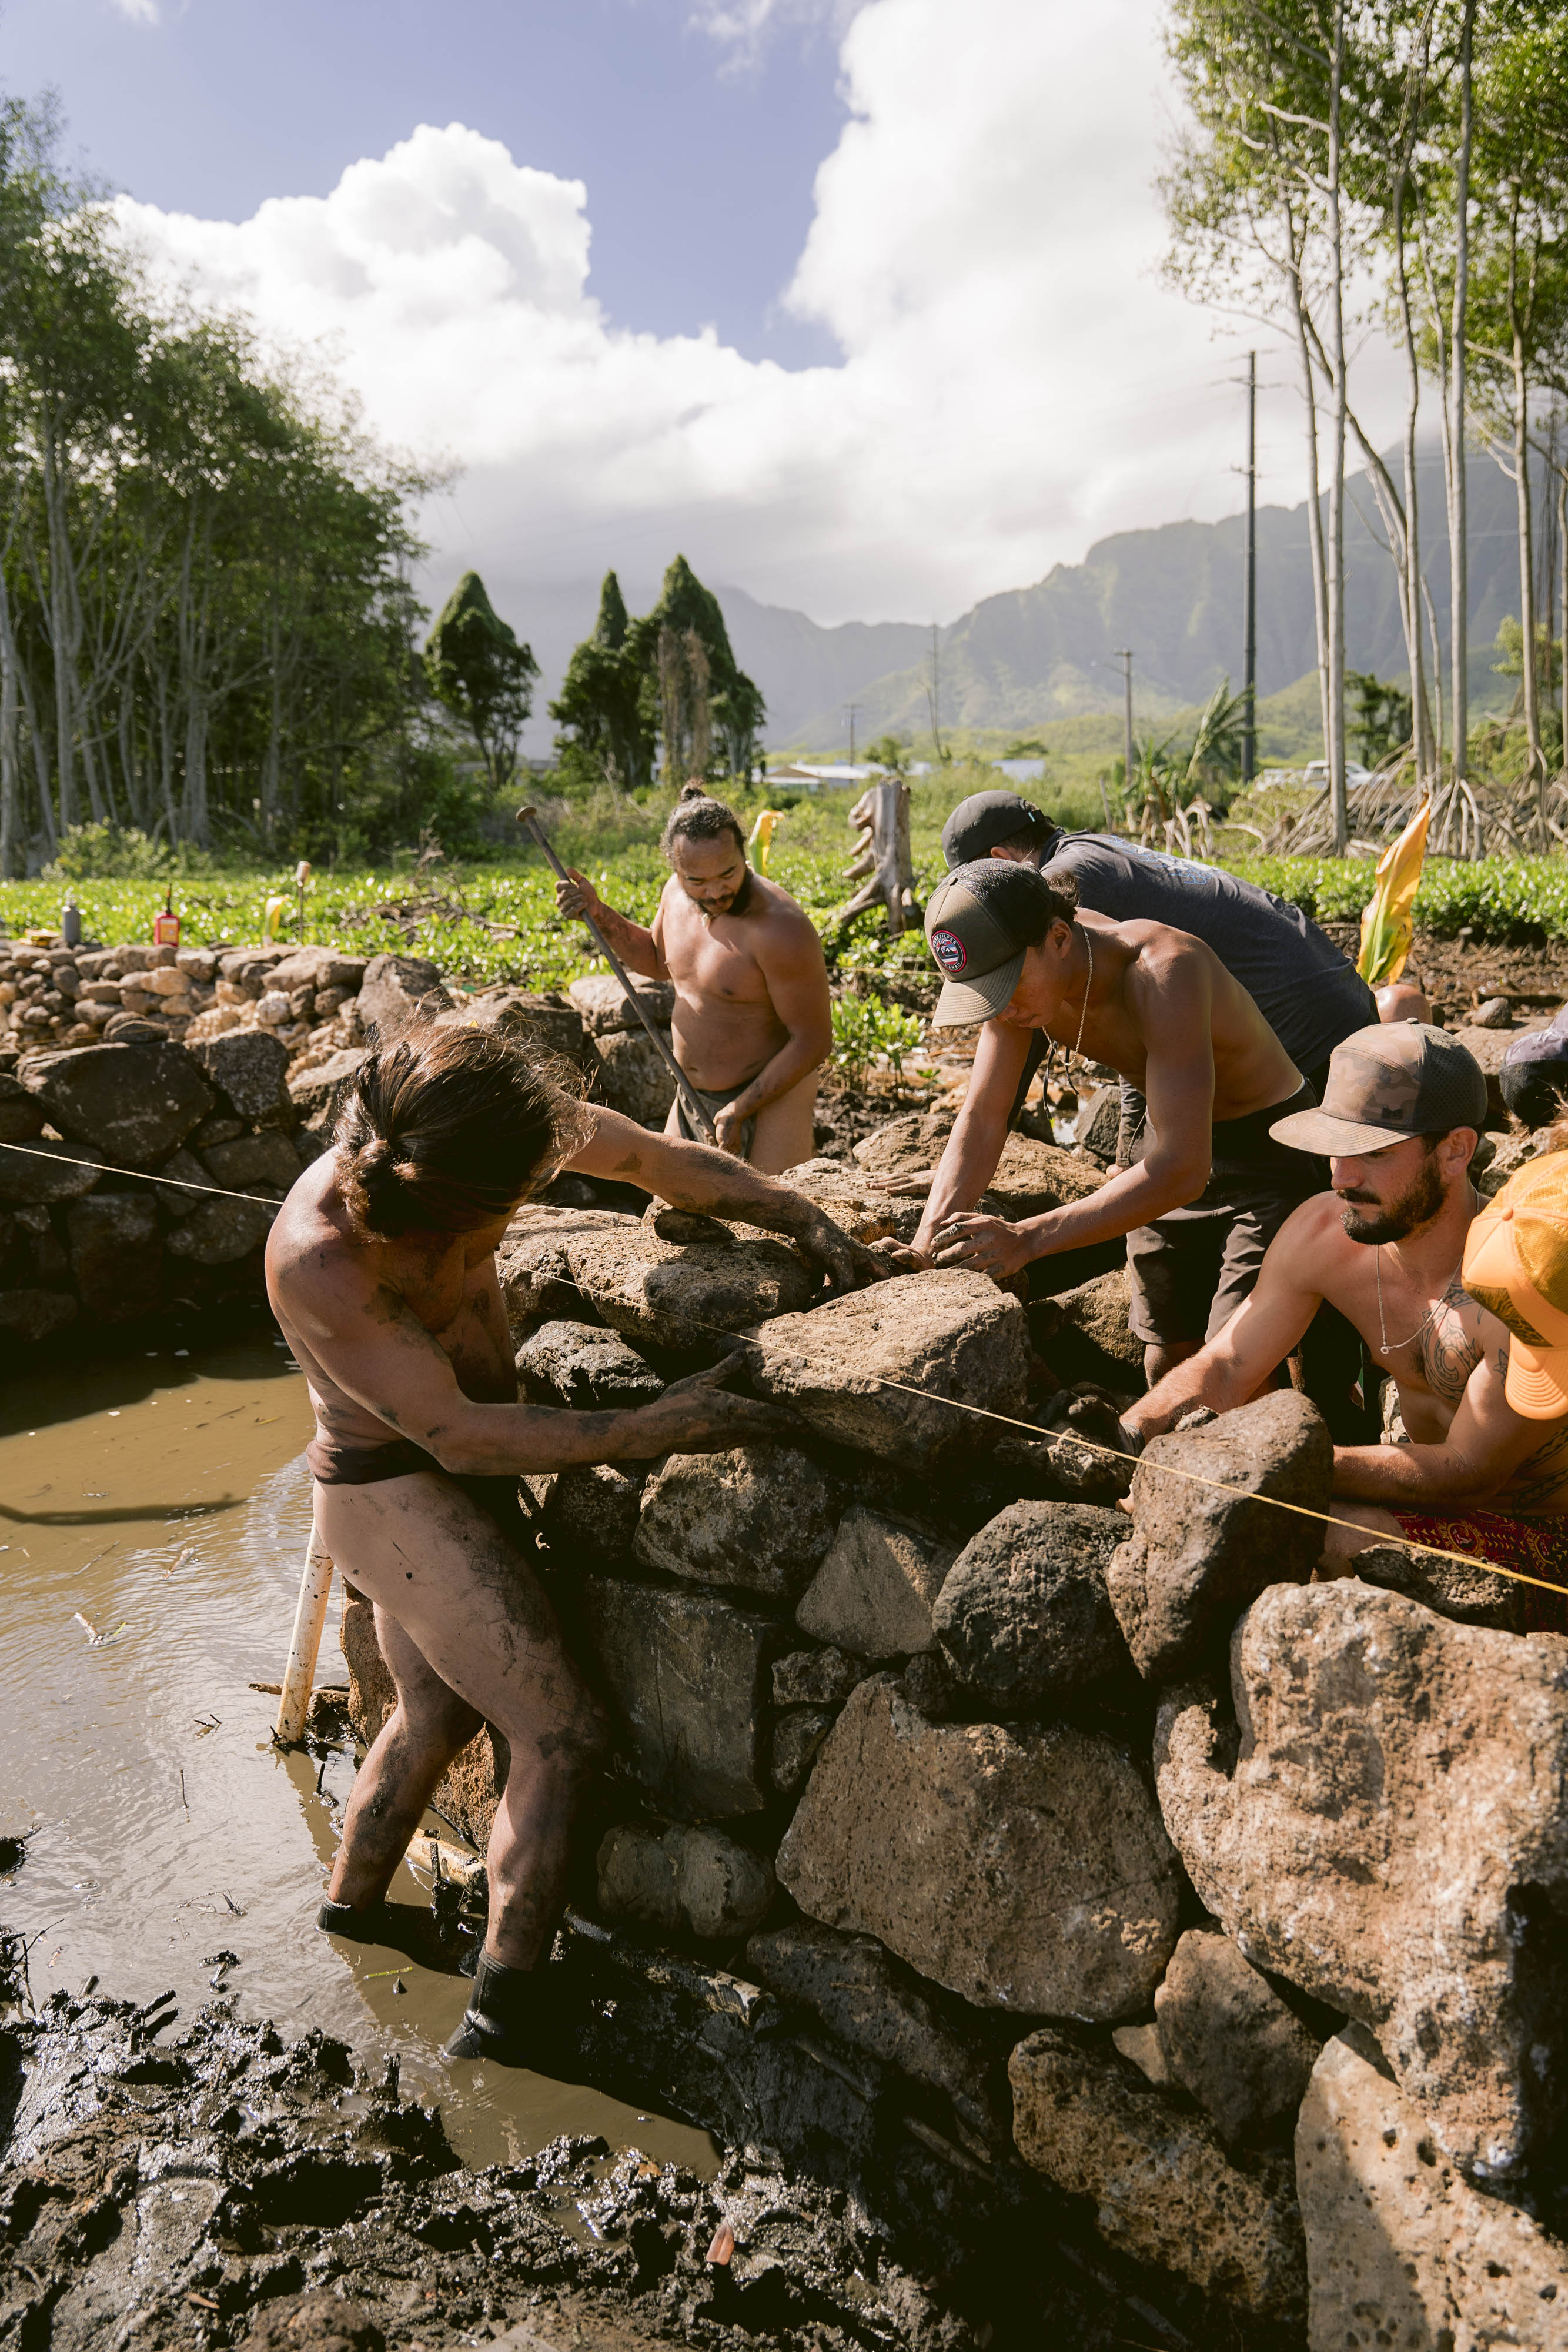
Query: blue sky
3 0 847 365
1 0 1404 652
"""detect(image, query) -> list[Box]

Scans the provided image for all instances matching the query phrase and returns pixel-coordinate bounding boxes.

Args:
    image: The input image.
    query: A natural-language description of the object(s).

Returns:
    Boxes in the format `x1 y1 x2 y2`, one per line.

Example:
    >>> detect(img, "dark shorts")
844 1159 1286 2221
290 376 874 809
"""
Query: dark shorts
1123 1081 1323 1349
307 1433 534 1548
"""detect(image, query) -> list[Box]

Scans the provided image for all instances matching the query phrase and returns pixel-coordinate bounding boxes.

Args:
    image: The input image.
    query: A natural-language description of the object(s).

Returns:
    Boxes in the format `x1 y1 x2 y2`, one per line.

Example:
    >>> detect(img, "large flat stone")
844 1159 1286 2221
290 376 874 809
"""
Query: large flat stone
1108 1391 1331 1680
633 1444 840 1599
1296 2026 1568 2352
21 1041 213 1170
745 1269 1028 1470
500 1203 819 1354
1155 1579 1568 2180
1009 2027 1306 2321
514 1318 663 1409
569 973 676 1035
932 1501 1129 1713
572 1575 777 1818
778 1676 1181 2019
0 1137 99 1204
434 986 584 1060
794 1507 958 1658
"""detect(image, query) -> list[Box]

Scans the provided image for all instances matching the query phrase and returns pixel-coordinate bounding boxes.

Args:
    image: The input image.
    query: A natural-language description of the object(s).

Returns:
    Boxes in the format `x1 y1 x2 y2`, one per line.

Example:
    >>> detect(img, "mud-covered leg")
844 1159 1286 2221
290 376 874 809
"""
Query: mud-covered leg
329 1606 482 1910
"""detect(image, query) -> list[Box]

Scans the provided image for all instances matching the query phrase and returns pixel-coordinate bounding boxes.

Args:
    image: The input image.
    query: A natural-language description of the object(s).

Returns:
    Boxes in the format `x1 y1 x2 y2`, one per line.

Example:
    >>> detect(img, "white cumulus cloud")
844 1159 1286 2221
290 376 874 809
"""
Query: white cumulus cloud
113 0 1405 646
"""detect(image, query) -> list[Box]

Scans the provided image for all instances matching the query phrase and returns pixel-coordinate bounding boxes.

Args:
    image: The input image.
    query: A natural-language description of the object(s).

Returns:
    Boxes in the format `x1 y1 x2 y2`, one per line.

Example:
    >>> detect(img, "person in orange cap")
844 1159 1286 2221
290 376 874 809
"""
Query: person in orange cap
1118 1024 1568 1631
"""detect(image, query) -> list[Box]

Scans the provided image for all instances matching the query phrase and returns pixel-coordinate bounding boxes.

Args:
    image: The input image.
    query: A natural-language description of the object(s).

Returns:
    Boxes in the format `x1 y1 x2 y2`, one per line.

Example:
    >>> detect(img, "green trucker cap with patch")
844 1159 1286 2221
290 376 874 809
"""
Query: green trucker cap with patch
924 860 1058 1026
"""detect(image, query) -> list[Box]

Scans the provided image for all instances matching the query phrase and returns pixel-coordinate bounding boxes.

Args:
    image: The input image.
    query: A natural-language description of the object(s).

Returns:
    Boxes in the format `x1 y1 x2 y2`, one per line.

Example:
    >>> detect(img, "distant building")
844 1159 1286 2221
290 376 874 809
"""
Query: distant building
766 761 884 791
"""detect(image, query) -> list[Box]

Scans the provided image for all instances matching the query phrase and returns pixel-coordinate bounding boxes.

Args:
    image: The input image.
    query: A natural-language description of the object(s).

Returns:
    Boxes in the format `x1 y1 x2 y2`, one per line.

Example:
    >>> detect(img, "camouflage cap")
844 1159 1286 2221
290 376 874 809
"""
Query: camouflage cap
1269 1022 1488 1157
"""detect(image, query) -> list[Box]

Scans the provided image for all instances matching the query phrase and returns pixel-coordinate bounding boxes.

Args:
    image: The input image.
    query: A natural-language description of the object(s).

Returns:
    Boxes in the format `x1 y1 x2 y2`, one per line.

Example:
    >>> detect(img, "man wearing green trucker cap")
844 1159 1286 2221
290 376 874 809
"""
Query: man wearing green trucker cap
938 789 1375 1097
920 860 1322 1374
1112 1024 1568 1627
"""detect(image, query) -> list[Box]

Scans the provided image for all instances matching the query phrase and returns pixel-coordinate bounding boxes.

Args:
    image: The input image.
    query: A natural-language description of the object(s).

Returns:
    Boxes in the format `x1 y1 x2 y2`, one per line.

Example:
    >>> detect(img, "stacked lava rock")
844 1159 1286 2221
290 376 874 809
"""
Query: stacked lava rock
333 1112 1568 2347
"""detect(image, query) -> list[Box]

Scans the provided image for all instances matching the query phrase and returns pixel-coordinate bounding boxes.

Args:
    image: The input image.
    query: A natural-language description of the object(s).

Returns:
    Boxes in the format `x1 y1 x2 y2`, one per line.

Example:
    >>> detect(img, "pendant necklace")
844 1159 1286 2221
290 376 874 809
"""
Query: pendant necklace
1373 1244 1463 1357
1047 931 1094 1088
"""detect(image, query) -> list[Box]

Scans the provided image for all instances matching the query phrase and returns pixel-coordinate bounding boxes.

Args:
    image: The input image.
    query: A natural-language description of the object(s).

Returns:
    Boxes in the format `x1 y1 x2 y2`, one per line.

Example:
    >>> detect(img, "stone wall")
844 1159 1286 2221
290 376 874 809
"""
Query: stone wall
0 939 683 1349
339 1142 1568 2348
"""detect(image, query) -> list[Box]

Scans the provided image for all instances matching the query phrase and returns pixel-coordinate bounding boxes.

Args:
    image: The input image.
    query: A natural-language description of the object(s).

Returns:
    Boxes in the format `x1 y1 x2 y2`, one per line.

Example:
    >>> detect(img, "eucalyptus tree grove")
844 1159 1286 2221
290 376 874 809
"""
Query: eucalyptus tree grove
1164 0 1568 851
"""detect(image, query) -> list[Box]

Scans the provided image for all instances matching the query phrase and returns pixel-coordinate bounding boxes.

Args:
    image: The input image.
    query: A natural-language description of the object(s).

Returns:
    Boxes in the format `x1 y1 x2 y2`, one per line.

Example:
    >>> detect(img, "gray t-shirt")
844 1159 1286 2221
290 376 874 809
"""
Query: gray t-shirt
1044 832 1374 1076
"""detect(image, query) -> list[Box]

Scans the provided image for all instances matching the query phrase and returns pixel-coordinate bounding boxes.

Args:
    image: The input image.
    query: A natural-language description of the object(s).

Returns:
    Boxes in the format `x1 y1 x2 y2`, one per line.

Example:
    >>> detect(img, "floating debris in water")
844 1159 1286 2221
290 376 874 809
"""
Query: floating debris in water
72 1612 128 1647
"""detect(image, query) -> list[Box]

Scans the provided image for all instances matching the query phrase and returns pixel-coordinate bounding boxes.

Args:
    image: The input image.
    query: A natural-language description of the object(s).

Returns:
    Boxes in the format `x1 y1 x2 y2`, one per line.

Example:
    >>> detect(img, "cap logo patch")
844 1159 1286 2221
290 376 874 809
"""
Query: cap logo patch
931 927 968 974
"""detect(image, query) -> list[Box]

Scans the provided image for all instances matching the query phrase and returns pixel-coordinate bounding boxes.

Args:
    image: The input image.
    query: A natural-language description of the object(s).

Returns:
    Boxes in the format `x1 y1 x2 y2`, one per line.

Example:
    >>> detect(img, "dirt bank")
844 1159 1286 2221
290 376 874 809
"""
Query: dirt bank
1 1962 1261 2352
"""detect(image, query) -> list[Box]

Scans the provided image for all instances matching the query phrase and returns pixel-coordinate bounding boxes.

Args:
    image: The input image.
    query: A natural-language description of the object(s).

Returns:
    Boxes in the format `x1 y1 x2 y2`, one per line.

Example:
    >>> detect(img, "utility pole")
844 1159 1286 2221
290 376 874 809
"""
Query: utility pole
844 703 860 767
1243 349 1257 786
1114 649 1135 800
925 623 944 761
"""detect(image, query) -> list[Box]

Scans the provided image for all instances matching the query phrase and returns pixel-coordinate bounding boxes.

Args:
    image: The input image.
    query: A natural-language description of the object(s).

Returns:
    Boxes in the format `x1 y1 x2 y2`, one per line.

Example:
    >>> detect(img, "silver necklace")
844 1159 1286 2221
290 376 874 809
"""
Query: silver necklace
1373 1247 1462 1357
1042 930 1094 1104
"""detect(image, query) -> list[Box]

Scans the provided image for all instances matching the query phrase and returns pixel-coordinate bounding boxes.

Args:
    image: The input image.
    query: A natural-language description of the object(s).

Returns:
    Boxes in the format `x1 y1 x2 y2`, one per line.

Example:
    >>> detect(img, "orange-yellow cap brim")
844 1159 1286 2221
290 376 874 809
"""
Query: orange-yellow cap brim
1503 1336 1568 1419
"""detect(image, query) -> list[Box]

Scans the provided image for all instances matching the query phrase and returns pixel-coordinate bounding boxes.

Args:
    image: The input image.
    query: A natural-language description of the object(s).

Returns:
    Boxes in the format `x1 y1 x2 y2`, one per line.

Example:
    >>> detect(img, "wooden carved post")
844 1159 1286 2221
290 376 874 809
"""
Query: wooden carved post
840 777 918 934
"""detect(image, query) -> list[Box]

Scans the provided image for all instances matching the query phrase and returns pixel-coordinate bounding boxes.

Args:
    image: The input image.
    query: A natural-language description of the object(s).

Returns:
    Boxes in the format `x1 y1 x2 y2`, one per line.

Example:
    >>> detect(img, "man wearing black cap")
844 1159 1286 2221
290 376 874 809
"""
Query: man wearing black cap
921 860 1323 1368
920 791 1376 1382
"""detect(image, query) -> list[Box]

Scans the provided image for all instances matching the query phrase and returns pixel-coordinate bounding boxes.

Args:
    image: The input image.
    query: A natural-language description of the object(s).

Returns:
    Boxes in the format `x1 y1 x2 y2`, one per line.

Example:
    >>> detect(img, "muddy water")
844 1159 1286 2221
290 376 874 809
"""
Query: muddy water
0 1328 714 2176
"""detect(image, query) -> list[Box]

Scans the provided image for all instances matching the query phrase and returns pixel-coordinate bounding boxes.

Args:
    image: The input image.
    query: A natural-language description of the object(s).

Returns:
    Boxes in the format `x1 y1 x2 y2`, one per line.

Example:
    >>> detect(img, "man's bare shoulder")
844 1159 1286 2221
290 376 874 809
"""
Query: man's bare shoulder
1274 1190 1364 1282
265 1158 372 1302
747 876 825 951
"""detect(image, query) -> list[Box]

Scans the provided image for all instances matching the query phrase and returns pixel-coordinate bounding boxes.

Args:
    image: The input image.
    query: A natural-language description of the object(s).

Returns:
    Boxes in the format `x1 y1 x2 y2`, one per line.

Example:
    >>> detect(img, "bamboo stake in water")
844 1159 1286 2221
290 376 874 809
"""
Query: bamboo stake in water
275 1521 335 1746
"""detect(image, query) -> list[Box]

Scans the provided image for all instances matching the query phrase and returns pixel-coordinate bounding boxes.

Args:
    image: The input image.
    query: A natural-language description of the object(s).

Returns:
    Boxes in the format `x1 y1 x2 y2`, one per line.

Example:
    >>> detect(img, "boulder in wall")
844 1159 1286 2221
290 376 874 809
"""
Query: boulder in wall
633 1444 840 1599
21 1041 214 1170
1107 1389 1332 1680
778 1675 1181 2018
745 1268 1028 1471
514 1318 663 1409
433 985 584 1061
932 1499 1130 1713
794 1506 959 1658
597 1821 774 1941
188 1028 295 1127
1008 2027 1306 2321
1154 1578 1568 2180
65 1194 161 1322
500 1202 820 1354
589 1029 679 1126
1295 2024 1568 2352
1152 1927 1321 2147
356 952 452 1043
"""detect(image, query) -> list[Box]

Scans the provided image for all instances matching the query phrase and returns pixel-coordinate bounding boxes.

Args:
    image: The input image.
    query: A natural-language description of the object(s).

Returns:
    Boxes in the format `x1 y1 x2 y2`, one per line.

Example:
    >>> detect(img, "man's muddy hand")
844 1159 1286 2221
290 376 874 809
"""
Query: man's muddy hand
713 1104 750 1158
931 1211 1032 1282
617 1353 799 1455
795 1212 915 1291
1034 1384 1142 1459
554 867 604 925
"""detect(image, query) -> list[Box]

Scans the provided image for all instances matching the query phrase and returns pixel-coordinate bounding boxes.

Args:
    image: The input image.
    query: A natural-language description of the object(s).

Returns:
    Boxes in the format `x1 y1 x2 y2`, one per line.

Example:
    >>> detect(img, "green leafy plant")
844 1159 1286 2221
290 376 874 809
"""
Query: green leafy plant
830 993 929 1089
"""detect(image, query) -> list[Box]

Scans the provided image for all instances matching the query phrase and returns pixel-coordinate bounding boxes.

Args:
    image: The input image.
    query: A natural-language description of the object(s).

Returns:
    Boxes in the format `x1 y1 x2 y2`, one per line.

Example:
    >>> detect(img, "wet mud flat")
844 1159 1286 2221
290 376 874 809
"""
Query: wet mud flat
0 1941 1300 2352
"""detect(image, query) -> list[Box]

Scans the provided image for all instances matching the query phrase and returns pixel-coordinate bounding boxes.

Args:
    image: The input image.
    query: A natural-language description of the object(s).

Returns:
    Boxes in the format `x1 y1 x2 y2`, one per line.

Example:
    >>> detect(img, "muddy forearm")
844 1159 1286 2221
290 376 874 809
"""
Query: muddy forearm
432 1396 721 1476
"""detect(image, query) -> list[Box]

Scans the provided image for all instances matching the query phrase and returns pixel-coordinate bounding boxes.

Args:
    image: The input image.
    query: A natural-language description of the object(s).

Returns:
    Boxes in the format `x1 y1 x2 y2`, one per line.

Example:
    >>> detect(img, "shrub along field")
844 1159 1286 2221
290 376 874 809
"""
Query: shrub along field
5 781 1568 1013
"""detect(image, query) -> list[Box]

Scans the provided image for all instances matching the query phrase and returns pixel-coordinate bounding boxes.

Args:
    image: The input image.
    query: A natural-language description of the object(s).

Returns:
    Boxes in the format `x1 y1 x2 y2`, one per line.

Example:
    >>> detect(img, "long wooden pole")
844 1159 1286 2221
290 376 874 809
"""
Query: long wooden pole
275 1518 334 1746
515 803 716 1143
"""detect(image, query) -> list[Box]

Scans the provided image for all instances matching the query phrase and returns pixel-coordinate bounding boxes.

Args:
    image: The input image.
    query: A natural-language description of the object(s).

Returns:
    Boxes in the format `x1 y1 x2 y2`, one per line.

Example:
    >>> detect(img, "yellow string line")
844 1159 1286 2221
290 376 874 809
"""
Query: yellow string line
539 1262 1568 1603
0 1135 284 1210
2 1129 1559 1605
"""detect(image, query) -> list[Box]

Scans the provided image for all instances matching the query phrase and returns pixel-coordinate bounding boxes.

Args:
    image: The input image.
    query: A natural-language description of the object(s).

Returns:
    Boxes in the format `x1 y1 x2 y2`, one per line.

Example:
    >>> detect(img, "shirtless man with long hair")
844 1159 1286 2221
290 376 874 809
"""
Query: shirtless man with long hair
265 1022 890 2065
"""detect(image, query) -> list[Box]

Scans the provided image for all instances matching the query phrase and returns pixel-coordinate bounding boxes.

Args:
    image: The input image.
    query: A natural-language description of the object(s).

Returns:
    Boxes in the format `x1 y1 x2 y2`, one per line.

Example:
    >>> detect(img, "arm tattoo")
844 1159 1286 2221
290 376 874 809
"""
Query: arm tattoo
1501 1418 1568 1515
1416 1272 1483 1408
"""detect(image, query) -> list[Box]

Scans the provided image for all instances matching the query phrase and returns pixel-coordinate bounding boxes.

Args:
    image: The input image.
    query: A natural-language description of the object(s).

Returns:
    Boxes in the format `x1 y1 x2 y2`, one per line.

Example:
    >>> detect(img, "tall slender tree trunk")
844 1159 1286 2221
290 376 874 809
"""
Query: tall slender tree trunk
1392 176 1433 783
1325 0 1349 853
1450 0 1476 797
0 560 19 878
1505 188 1543 821
1559 466 1567 781
1287 209 1332 781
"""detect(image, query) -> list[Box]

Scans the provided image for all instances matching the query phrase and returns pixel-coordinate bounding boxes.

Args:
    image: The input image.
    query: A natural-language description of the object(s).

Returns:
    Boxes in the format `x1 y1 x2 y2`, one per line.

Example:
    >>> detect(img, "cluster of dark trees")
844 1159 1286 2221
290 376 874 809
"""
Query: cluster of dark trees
550 556 765 792
0 94 494 871
1165 0 1568 850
